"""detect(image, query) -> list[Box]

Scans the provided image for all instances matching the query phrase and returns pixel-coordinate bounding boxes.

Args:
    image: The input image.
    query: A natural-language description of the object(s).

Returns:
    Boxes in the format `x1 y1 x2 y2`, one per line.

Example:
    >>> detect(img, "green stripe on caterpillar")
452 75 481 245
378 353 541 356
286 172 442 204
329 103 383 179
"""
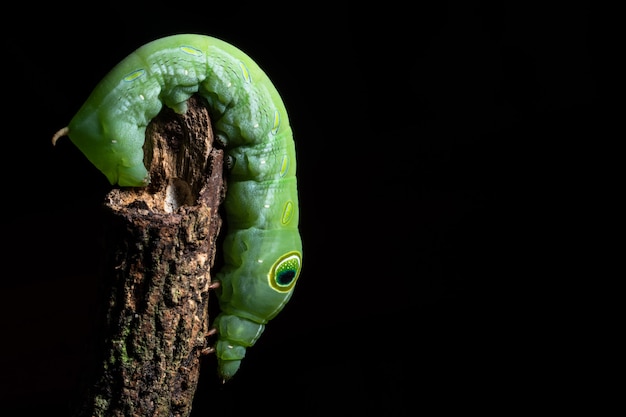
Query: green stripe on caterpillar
52 34 303 381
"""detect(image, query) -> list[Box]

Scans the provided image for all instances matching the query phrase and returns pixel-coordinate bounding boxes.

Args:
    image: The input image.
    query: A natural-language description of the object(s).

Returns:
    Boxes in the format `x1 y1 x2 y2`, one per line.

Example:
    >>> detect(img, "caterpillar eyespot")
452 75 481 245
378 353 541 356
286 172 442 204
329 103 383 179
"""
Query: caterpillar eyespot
52 34 302 381
268 251 302 293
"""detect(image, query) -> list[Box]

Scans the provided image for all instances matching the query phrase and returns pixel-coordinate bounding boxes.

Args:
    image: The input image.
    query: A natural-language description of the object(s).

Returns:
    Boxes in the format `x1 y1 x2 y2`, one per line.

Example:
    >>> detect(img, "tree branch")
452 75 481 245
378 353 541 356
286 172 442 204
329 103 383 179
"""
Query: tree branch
75 95 224 417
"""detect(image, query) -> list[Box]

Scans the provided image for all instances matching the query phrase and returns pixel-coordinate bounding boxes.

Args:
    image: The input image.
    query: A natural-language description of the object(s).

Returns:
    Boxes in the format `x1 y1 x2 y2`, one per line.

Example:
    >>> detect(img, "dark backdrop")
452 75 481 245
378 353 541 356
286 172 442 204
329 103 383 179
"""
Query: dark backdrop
1 2 599 415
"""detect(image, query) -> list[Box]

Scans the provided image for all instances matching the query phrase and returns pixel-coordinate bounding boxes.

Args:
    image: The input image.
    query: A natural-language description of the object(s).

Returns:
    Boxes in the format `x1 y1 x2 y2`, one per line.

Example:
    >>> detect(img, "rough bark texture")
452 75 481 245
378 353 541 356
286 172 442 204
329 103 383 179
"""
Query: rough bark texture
75 95 224 417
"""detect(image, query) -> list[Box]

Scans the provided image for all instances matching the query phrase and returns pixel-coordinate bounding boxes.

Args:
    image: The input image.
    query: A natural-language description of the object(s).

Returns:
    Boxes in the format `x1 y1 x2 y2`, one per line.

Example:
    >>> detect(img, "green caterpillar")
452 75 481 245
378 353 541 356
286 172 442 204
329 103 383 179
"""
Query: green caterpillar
52 34 302 381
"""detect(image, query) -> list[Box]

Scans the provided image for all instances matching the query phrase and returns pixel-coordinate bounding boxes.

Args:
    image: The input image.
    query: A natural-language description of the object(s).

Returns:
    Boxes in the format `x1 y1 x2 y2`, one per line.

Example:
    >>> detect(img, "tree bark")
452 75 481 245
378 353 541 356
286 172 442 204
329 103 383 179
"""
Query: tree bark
75 95 224 417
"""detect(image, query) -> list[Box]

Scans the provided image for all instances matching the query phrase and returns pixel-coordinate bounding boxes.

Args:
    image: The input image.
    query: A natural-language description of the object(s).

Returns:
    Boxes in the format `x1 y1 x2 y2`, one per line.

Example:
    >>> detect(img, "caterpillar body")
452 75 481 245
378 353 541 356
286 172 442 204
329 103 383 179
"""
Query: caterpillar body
52 34 302 381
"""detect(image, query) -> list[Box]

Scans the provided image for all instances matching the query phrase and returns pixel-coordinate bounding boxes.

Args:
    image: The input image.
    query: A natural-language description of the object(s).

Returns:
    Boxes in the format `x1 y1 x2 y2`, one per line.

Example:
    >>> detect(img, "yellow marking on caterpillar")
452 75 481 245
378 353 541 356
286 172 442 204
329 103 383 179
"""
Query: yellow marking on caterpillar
180 45 203 56
239 62 251 83
281 200 295 225
279 155 289 178
123 69 146 82
271 110 280 135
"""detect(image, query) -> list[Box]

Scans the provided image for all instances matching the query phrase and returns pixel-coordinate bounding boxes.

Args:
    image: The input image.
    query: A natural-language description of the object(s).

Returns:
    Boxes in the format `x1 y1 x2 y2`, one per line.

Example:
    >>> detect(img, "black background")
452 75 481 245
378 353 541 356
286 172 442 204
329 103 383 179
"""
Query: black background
1 1 600 415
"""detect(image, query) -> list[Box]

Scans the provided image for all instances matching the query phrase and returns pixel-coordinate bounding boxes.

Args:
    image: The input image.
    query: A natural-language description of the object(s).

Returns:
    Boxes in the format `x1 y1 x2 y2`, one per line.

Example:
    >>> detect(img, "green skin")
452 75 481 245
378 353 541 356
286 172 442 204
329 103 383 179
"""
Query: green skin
53 34 302 380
